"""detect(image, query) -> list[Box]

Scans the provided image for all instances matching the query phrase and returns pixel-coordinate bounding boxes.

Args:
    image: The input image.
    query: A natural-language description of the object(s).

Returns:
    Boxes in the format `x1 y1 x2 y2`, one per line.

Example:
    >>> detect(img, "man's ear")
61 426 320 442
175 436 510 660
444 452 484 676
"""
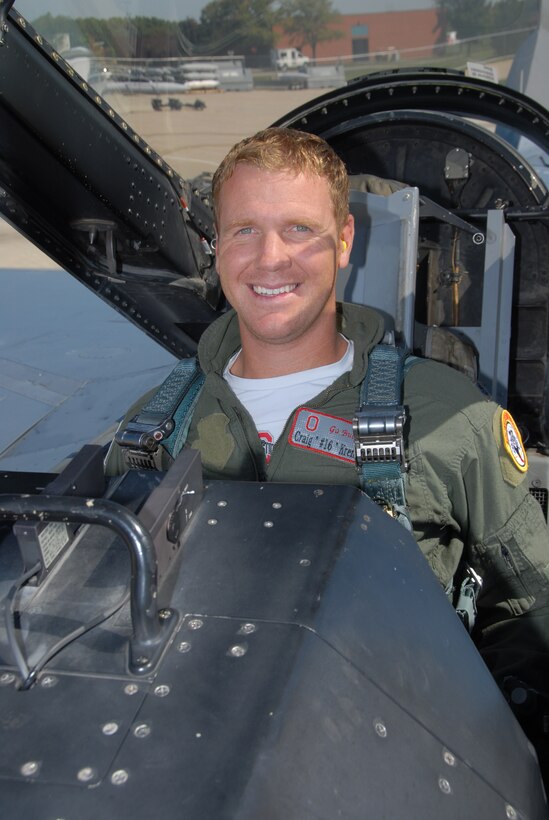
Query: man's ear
338 213 354 269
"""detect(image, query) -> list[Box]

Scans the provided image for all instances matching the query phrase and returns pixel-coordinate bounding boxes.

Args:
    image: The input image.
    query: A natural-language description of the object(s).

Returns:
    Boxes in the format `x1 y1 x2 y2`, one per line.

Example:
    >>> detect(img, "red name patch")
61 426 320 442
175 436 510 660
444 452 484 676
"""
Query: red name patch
289 408 355 463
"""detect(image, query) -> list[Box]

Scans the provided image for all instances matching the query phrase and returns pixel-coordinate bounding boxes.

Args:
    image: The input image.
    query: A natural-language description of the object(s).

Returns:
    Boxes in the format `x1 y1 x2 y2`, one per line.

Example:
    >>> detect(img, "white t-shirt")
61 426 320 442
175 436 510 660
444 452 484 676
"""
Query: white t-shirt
224 338 354 462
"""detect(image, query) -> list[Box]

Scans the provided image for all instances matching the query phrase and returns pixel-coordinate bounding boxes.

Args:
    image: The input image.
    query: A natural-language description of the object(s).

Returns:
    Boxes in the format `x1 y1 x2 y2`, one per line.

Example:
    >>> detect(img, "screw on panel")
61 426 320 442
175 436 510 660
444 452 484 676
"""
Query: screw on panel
207 518 218 526
438 777 452 795
188 619 203 630
272 502 282 509
133 723 151 738
102 722 119 736
442 749 456 767
229 644 247 658
299 558 311 567
77 767 96 783
111 769 129 786
158 609 172 620
313 489 324 497
263 521 274 528
178 641 192 653
506 807 518 820
40 675 58 688
0 673 15 686
217 500 228 507
20 761 40 777
154 684 171 697
238 623 256 635
124 683 139 696
135 656 149 666
373 720 387 738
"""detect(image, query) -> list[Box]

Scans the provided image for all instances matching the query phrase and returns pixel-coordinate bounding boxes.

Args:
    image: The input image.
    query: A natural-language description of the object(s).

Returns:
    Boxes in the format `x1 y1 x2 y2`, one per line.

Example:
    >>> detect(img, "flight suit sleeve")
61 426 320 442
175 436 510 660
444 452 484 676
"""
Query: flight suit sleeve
454 404 549 697
458 405 549 786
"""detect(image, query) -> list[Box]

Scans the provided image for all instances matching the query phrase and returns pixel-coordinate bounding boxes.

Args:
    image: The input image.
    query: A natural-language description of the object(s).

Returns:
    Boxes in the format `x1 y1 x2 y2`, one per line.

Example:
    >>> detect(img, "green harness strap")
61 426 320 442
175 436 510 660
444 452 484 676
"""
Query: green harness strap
355 343 482 630
115 357 205 470
353 343 416 531
117 344 414 534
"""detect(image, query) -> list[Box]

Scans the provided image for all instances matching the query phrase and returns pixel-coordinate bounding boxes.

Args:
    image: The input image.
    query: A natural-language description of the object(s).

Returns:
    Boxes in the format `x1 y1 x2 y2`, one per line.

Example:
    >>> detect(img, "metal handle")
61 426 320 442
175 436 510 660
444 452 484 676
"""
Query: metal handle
0 494 173 674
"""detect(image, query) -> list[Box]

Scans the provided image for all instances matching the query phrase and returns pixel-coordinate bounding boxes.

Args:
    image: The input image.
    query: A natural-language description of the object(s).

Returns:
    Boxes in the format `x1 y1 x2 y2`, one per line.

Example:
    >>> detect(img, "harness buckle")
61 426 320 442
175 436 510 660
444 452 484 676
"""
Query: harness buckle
115 413 175 471
455 566 483 632
352 406 407 470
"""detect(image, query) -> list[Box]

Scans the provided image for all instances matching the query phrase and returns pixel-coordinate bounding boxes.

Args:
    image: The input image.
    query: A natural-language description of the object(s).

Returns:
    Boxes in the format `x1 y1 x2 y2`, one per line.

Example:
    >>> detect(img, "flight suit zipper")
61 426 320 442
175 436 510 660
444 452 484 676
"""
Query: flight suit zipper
233 406 266 481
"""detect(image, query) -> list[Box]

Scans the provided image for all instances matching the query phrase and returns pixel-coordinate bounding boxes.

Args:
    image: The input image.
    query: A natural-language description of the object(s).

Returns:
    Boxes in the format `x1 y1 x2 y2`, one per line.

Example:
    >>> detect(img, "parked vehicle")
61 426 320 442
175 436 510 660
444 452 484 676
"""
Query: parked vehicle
274 47 310 70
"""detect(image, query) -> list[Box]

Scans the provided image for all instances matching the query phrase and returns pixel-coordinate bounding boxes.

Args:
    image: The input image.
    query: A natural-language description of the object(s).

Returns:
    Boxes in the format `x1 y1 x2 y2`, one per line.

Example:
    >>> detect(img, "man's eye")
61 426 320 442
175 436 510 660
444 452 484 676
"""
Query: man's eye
291 225 311 233
237 227 253 235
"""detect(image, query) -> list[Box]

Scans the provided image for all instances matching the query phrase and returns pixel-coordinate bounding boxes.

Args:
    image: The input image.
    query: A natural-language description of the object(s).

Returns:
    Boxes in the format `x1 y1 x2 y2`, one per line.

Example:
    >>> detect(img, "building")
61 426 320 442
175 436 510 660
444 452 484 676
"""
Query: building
276 8 440 63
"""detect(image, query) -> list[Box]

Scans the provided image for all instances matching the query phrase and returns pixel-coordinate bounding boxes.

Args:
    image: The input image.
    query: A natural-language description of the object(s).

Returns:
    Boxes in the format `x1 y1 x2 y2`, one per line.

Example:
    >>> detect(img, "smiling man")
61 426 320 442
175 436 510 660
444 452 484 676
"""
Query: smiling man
109 128 361 477
108 129 549 774
213 153 353 377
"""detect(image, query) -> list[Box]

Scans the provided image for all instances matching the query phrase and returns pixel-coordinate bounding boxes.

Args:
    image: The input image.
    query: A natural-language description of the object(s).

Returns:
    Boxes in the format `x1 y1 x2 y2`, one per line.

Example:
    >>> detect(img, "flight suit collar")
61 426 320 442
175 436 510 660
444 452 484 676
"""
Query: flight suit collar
197 302 386 385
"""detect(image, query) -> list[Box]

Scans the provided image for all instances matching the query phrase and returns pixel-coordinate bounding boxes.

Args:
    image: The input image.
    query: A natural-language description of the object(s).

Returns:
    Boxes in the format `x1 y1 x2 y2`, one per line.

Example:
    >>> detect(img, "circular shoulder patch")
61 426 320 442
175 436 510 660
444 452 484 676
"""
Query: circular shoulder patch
501 409 528 473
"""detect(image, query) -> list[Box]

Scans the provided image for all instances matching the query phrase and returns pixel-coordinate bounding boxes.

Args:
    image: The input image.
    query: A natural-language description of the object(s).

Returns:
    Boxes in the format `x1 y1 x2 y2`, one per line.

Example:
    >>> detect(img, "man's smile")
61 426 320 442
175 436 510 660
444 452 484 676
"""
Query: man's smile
251 284 298 297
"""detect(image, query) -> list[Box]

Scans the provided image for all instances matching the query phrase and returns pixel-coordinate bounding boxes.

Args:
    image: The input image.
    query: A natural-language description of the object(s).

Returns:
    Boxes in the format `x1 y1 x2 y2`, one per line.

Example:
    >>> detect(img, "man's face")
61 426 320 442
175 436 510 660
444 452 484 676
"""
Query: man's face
215 164 354 350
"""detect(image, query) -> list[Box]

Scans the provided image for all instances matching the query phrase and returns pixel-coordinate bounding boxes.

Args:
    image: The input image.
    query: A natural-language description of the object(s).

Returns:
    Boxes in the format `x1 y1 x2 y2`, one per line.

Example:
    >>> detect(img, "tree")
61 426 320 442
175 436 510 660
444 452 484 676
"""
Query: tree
434 0 540 54
178 17 204 57
489 0 540 30
31 14 89 48
277 0 343 60
198 0 277 57
434 0 492 43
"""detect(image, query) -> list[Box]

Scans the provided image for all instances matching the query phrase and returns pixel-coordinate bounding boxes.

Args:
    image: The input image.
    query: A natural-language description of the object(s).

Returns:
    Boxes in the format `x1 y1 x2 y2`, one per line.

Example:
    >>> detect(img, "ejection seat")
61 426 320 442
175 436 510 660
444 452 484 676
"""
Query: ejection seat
339 182 514 402
338 183 549 523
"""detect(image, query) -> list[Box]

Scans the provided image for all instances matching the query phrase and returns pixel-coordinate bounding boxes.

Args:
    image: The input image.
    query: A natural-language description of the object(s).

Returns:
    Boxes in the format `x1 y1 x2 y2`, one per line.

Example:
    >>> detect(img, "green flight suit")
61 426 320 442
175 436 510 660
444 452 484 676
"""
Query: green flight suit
107 302 549 700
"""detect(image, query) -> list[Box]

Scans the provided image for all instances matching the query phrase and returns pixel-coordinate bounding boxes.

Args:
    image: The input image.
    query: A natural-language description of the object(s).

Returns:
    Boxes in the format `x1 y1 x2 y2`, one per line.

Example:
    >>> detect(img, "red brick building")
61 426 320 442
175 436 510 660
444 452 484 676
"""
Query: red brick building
276 8 440 62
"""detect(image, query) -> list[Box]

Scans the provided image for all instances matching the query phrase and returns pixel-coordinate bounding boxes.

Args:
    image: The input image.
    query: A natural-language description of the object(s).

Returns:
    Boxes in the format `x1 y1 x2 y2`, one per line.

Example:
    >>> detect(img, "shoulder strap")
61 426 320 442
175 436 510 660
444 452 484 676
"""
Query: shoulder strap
115 358 205 470
162 364 205 459
353 343 417 530
356 347 483 629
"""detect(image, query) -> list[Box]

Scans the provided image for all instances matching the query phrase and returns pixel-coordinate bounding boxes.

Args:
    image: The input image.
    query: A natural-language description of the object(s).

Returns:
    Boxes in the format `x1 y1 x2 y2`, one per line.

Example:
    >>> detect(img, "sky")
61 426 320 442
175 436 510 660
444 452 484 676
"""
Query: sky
17 0 435 22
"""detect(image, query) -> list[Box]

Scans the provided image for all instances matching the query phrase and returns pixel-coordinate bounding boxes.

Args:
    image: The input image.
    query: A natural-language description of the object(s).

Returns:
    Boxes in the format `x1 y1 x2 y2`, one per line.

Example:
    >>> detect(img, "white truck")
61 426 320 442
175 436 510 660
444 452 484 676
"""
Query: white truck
274 48 310 70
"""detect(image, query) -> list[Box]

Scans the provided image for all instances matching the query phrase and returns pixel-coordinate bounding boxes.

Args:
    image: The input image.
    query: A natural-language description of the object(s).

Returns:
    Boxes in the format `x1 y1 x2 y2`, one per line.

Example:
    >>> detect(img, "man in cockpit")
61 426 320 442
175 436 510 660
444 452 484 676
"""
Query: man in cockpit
107 126 549 772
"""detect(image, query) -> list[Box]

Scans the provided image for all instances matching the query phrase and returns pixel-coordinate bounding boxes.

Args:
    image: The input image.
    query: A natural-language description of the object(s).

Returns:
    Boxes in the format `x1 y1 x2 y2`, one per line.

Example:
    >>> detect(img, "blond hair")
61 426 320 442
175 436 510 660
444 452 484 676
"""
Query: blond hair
212 127 350 230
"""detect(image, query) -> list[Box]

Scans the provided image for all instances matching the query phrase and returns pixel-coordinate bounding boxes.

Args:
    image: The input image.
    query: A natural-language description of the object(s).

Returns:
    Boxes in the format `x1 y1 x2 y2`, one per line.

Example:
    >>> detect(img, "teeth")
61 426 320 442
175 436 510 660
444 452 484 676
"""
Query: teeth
253 284 297 296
